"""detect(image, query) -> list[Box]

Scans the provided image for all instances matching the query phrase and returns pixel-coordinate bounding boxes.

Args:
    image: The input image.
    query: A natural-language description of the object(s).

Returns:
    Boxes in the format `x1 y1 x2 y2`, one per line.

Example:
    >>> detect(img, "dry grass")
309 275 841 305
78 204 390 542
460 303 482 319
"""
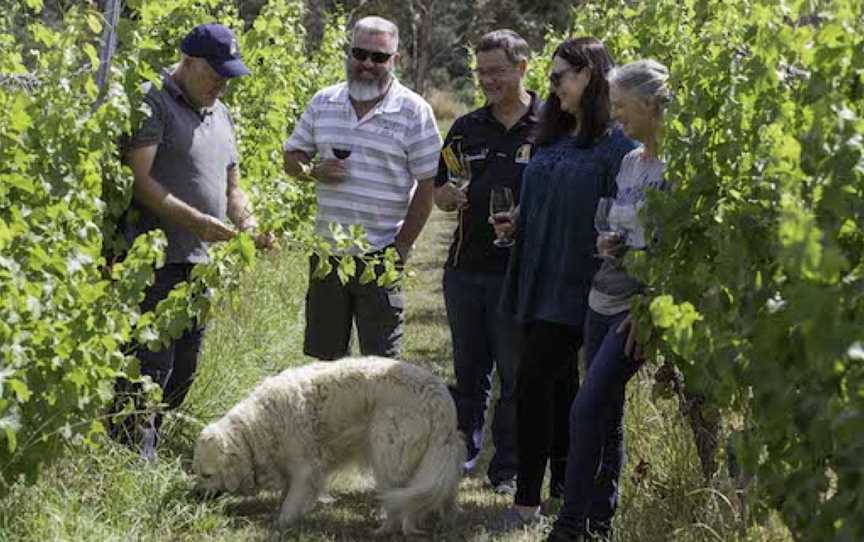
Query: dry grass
427 88 470 124
0 209 792 541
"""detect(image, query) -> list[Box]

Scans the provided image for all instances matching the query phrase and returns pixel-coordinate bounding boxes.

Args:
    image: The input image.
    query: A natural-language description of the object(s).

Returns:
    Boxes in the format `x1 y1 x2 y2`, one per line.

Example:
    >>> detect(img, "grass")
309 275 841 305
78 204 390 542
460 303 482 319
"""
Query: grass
0 209 792 541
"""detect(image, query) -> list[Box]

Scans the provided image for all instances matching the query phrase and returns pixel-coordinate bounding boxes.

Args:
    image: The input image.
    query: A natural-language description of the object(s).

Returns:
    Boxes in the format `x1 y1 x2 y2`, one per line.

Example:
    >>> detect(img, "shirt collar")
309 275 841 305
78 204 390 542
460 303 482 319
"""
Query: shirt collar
480 90 541 128
162 69 214 116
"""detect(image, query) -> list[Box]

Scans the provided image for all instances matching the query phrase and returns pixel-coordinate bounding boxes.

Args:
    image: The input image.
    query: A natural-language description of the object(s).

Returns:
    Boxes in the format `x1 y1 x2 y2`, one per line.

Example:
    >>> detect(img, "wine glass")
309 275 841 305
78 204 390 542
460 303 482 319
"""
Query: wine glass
594 197 627 259
490 186 516 248
450 156 471 191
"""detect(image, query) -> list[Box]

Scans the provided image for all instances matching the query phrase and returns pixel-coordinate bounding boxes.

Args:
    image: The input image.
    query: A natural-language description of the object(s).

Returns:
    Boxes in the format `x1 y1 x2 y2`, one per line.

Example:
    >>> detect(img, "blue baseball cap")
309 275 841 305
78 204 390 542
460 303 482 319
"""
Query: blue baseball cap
180 23 250 78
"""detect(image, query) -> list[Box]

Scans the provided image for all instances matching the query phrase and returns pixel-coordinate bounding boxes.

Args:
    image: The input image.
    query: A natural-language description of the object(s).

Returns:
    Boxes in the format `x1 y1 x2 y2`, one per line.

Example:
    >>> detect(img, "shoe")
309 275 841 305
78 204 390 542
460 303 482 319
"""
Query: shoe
499 506 542 530
491 477 517 496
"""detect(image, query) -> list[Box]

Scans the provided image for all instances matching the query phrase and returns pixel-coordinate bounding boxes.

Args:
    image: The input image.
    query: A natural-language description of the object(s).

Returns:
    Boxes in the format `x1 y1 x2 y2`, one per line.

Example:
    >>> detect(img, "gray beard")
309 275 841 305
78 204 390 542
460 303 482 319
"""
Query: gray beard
346 64 393 101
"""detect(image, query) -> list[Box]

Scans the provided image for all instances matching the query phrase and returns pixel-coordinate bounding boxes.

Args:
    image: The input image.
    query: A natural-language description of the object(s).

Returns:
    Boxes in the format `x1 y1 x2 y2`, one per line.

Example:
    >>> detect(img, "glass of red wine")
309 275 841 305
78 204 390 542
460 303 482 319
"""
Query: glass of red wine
490 186 515 248
333 148 352 160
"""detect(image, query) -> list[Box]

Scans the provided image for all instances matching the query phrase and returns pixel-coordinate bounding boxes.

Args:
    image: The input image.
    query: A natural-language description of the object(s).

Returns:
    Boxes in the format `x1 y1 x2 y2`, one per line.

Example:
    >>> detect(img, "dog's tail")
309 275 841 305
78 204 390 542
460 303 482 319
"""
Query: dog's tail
377 383 465 529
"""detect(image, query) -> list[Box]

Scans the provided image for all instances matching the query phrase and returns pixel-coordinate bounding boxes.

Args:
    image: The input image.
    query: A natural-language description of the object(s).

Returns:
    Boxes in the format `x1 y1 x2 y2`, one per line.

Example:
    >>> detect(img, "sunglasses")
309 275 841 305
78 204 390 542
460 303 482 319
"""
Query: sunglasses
350 47 394 64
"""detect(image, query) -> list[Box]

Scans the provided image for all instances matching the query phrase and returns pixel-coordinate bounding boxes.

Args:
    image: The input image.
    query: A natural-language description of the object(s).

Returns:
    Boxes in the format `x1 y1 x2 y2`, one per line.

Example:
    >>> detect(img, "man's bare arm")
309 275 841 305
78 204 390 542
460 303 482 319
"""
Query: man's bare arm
127 145 235 242
225 164 273 248
226 165 255 230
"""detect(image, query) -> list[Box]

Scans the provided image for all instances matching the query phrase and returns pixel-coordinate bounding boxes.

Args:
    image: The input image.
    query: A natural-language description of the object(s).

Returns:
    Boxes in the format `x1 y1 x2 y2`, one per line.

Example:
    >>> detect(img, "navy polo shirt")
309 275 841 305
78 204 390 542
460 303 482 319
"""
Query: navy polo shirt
435 93 541 275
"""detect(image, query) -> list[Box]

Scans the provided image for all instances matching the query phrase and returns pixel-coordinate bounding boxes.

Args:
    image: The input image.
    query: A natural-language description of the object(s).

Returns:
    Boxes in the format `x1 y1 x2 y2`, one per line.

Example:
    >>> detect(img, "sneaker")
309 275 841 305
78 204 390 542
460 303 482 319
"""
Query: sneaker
493 478 517 496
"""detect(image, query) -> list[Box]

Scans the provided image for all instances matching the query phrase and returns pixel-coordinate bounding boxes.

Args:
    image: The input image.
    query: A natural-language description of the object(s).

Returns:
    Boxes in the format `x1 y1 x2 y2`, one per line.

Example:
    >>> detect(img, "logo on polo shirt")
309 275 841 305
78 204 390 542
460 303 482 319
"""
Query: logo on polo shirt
515 143 533 164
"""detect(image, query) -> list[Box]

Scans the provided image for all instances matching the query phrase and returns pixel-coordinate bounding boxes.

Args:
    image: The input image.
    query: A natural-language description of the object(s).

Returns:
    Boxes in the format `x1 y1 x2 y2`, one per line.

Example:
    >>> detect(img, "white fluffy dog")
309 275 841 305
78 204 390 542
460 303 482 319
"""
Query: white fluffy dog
193 356 464 535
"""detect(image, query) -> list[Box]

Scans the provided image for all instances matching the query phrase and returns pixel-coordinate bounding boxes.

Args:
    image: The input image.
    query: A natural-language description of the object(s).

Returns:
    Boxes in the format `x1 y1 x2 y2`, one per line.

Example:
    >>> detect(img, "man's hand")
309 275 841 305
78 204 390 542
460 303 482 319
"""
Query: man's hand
434 182 468 212
191 214 237 242
489 207 518 242
616 314 643 361
312 159 347 184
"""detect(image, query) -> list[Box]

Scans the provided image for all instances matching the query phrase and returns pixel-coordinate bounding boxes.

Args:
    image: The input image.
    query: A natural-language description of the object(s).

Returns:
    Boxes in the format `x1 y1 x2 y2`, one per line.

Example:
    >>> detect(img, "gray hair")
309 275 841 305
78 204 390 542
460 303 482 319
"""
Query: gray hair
352 16 399 52
608 59 672 111
476 29 531 65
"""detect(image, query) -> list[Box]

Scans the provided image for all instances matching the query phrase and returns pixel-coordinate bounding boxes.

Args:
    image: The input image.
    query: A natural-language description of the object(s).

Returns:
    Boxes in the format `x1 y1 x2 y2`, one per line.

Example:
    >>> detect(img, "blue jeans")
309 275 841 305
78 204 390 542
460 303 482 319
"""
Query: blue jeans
555 308 640 536
443 268 520 484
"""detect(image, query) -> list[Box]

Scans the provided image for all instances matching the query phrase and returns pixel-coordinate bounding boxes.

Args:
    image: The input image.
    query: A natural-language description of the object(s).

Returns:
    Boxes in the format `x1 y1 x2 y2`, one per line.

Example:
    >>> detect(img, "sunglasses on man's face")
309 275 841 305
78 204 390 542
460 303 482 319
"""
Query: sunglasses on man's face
350 47 394 64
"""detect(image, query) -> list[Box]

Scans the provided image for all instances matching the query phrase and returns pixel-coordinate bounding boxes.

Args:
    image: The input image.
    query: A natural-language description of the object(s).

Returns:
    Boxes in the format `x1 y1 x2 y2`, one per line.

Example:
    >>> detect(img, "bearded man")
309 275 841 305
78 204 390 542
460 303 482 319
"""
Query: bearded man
283 16 441 360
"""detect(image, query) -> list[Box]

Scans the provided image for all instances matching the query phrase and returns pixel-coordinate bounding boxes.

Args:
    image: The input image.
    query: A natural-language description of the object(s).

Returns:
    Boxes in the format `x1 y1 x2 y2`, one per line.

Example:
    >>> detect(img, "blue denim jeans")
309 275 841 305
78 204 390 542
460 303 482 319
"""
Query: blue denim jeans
443 268 520 484
555 308 641 536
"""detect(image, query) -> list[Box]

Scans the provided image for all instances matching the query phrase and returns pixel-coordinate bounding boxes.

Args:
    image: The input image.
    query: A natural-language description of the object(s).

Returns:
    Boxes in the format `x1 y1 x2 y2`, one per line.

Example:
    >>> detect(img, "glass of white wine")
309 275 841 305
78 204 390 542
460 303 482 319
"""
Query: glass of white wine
594 197 627 260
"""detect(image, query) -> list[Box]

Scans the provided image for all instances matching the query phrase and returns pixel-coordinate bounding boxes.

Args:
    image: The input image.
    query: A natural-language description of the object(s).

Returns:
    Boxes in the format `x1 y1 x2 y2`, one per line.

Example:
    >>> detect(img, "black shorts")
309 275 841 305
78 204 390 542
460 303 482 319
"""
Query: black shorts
303 254 405 360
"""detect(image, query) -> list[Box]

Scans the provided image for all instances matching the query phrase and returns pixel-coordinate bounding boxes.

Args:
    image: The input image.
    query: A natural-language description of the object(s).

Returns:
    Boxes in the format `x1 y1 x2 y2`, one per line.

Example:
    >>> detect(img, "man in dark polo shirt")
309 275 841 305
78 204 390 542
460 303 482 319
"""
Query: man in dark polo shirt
434 29 540 494
116 23 268 459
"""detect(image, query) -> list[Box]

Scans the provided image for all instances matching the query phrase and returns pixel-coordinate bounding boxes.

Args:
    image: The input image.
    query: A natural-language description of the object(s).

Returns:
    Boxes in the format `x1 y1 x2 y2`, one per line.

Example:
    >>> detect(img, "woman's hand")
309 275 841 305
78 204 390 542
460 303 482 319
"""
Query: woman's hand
597 232 628 259
616 314 643 361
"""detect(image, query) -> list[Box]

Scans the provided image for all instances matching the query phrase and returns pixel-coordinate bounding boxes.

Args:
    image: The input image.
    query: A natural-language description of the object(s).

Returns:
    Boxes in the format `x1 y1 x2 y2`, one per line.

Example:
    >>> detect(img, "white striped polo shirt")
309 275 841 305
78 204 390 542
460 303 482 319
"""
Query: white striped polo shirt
284 79 442 251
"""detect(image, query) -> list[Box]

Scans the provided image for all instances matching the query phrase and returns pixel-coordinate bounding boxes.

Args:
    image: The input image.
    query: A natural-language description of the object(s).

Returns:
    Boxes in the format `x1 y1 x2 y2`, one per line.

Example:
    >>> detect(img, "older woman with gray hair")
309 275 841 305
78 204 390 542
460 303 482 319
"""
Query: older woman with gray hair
546 59 672 542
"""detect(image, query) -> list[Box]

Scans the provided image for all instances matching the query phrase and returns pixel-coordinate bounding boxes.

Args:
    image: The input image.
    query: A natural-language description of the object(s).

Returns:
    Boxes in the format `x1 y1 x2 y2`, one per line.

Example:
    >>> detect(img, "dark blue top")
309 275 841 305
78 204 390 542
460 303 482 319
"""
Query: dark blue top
501 128 637 325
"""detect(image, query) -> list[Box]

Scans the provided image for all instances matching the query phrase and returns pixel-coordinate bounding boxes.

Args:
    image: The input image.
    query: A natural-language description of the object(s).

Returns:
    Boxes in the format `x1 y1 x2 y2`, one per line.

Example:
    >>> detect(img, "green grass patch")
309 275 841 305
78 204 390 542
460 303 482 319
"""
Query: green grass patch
0 211 792 541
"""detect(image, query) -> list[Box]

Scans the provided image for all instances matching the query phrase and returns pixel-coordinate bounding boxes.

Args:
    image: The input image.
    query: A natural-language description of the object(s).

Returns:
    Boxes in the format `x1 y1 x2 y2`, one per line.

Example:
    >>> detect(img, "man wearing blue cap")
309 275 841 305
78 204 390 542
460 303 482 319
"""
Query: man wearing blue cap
114 23 268 460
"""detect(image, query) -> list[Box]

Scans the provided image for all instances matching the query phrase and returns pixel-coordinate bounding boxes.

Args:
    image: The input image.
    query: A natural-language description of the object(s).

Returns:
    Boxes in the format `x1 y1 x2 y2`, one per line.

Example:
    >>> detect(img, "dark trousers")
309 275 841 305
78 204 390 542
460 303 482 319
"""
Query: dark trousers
514 320 582 507
304 254 405 360
443 268 520 484
555 308 640 536
110 264 204 443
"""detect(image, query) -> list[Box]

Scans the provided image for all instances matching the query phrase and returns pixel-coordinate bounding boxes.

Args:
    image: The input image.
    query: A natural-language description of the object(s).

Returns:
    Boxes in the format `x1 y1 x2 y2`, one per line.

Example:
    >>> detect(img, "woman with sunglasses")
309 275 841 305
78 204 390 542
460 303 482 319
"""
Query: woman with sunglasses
545 59 672 542
496 37 637 527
